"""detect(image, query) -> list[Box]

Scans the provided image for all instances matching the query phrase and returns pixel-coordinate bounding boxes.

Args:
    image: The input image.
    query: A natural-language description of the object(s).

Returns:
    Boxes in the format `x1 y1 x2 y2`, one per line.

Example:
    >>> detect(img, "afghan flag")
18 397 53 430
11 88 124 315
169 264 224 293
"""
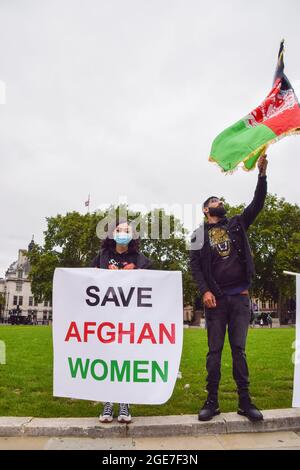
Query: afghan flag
209 40 300 172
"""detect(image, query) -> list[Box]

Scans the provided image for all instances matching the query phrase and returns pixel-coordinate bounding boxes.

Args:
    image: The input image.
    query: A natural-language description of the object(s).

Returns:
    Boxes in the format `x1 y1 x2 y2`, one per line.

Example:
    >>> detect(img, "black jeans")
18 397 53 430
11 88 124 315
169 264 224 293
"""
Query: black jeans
205 294 251 400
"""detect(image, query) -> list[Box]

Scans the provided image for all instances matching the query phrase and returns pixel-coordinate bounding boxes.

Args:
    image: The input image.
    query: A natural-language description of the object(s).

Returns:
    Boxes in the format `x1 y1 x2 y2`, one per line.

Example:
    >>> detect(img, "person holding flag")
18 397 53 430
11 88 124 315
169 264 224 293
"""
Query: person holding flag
190 155 268 422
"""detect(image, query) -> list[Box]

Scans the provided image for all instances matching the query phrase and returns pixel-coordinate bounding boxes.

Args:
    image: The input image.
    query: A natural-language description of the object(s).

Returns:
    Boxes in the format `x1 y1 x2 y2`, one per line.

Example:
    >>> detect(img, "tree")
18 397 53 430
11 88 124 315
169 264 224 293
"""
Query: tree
27 211 105 301
140 208 197 305
227 194 300 323
27 196 300 321
0 293 5 318
27 206 197 305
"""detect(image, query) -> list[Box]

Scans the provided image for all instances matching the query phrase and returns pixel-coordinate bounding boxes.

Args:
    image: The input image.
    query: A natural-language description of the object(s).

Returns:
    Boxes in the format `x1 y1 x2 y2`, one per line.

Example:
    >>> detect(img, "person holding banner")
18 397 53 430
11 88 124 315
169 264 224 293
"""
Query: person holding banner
190 155 268 422
92 218 152 423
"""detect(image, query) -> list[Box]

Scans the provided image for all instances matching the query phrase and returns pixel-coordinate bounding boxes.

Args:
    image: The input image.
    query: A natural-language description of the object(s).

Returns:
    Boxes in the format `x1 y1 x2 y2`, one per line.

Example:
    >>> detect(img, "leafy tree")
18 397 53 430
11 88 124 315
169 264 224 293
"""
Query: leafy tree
140 208 197 305
27 196 300 322
0 293 5 316
226 194 300 323
27 211 105 301
27 206 196 305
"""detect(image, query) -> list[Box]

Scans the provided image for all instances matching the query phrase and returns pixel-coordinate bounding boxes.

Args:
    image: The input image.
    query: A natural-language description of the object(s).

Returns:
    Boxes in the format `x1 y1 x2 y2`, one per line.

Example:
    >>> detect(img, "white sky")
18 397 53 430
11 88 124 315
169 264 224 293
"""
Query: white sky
0 0 300 276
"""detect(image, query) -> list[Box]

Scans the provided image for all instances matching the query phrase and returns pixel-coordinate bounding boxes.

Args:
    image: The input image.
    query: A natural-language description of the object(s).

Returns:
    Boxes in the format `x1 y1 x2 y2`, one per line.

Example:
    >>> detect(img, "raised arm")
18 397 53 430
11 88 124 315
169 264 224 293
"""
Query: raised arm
240 154 268 230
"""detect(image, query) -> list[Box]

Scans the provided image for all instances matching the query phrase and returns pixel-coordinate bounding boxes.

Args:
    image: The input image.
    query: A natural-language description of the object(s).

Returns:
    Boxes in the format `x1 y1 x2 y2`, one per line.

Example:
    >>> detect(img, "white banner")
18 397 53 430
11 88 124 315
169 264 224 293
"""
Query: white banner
53 268 183 404
293 274 300 407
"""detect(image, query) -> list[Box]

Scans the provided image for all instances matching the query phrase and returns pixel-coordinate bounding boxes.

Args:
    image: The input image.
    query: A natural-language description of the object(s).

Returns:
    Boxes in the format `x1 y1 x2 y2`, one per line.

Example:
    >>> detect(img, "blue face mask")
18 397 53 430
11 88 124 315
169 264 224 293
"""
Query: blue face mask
114 232 133 246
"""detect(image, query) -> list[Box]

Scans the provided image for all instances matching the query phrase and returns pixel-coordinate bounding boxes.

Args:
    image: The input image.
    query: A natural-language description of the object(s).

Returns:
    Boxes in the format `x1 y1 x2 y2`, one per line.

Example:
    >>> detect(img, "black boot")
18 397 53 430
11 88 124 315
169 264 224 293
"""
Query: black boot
198 397 220 422
238 396 263 422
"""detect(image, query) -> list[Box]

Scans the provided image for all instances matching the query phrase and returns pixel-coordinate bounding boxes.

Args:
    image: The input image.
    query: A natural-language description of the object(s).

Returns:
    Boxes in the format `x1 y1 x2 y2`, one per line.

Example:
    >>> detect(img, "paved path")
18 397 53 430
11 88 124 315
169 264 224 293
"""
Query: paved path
1 409 300 438
1 409 300 451
1 431 300 450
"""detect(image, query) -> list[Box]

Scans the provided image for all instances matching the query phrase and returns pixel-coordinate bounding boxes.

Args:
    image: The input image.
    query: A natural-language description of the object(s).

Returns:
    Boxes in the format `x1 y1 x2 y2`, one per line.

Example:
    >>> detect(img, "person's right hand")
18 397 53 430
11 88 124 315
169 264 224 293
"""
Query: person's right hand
257 153 268 176
203 291 217 309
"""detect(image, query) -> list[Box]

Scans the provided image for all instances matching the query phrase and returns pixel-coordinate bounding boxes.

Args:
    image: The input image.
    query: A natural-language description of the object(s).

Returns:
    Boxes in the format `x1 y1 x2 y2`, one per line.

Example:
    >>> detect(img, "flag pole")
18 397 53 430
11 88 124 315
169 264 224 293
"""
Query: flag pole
85 194 90 214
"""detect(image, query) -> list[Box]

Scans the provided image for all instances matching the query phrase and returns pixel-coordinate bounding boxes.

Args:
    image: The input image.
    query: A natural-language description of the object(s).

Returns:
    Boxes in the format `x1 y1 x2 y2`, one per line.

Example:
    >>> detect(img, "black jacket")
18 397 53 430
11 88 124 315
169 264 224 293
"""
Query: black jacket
91 248 152 269
190 175 267 298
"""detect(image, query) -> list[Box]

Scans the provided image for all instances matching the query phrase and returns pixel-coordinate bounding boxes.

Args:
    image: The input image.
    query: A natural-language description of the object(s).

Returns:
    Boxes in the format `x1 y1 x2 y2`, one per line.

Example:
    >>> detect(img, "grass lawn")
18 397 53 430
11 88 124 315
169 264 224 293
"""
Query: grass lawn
0 326 295 417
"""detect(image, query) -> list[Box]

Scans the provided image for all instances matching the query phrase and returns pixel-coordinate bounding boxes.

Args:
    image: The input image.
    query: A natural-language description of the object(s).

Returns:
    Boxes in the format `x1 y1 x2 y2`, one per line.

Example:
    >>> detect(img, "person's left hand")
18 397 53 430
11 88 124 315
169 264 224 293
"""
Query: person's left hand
257 153 268 176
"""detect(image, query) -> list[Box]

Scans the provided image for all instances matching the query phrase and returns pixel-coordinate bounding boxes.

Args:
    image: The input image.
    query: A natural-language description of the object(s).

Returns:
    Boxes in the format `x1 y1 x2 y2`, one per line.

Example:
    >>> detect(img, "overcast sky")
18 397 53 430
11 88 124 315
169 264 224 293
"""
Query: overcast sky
0 0 300 276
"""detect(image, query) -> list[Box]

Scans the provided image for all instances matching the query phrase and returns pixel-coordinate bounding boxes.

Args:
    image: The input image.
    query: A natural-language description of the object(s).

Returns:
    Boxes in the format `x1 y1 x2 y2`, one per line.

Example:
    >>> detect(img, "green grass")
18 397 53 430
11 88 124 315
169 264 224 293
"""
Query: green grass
0 326 295 417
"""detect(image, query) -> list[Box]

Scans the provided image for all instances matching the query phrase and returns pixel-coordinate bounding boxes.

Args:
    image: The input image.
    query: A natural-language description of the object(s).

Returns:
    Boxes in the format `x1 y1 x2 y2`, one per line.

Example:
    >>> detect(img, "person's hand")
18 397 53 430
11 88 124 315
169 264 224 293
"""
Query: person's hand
203 291 217 309
123 263 136 270
257 153 268 176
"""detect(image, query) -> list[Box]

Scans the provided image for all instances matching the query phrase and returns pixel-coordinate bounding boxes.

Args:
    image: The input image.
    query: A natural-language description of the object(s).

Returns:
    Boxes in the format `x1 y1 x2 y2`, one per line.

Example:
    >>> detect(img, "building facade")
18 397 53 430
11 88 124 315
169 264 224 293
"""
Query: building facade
252 298 278 314
0 240 52 323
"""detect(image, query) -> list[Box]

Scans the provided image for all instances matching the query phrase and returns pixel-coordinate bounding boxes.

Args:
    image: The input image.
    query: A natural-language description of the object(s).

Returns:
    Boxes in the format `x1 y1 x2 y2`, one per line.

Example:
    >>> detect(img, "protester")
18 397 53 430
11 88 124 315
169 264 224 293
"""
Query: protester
91 218 152 423
190 154 268 422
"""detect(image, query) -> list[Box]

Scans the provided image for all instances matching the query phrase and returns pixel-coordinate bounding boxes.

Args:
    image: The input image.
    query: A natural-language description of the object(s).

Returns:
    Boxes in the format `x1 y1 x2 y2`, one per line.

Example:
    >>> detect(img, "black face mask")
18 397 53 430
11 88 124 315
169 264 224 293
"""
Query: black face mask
208 206 227 218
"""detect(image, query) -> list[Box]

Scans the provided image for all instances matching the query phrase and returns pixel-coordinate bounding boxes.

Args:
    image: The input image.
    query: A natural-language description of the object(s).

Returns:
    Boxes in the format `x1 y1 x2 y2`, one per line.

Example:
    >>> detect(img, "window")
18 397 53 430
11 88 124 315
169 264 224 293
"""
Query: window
34 299 38 307
29 296 33 306
49 299 52 307
16 280 22 292
13 296 18 306
44 301 48 307
262 301 266 309
18 296 23 306
43 311 48 320
17 270 22 279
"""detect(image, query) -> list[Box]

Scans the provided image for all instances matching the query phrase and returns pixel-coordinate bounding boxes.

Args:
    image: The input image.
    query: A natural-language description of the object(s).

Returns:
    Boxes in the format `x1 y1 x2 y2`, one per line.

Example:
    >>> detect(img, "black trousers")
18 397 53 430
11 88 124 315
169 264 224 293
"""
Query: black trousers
205 294 251 400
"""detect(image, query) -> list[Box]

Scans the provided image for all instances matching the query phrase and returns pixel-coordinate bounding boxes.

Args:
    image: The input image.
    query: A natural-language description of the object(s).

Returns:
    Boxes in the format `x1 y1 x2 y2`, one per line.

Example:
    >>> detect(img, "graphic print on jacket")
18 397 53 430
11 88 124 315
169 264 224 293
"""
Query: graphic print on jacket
107 251 137 270
208 224 247 289
208 226 231 258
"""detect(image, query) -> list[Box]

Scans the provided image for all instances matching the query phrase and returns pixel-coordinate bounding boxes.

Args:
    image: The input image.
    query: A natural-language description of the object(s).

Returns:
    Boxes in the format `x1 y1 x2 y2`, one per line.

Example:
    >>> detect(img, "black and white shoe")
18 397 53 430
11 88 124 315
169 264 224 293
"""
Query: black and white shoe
99 402 114 423
118 403 132 423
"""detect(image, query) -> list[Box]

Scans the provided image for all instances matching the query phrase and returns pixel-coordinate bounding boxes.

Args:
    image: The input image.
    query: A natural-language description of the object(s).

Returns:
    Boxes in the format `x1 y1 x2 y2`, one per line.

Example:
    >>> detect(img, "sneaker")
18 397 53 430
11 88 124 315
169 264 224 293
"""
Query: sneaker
198 399 220 421
238 399 263 422
118 403 132 423
99 402 114 423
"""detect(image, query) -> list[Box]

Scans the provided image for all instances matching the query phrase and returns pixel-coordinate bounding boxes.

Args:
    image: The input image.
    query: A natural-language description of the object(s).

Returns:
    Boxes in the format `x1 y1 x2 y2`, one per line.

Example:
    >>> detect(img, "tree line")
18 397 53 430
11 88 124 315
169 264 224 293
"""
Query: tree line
27 194 300 324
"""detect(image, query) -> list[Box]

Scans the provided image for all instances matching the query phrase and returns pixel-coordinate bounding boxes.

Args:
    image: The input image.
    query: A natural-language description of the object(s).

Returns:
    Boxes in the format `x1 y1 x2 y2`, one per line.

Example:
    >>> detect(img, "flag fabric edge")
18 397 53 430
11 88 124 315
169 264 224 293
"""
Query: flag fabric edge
208 126 300 173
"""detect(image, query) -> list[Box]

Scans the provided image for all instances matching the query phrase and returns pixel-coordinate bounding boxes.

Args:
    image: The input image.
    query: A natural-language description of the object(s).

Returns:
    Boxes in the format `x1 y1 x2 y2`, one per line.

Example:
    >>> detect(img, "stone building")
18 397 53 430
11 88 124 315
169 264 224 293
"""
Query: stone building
0 239 52 323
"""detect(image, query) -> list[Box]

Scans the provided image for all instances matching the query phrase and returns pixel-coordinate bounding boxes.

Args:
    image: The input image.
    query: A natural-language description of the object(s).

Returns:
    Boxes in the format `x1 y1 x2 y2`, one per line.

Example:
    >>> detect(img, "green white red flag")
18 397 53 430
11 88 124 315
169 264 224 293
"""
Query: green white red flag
209 41 300 172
